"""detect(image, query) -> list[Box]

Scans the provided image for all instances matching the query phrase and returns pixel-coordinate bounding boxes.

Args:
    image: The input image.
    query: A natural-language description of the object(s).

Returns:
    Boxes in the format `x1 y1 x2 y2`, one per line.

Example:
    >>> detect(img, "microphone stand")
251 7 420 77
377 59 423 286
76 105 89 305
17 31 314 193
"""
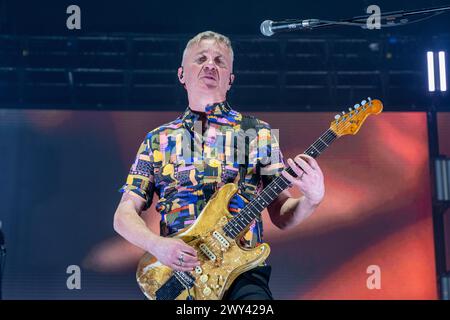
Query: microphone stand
291 5 450 31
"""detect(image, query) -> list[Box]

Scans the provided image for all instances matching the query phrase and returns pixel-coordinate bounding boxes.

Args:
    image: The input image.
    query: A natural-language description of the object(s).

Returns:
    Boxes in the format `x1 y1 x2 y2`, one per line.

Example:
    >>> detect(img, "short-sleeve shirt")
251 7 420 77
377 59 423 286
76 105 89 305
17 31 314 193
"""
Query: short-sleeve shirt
119 101 285 247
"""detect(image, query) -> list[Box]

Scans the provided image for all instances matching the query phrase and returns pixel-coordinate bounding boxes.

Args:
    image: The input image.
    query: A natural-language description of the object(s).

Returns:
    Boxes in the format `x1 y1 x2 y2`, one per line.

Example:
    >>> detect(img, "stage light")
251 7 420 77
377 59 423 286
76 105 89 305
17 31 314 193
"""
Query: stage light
427 51 436 92
427 51 447 93
439 51 447 92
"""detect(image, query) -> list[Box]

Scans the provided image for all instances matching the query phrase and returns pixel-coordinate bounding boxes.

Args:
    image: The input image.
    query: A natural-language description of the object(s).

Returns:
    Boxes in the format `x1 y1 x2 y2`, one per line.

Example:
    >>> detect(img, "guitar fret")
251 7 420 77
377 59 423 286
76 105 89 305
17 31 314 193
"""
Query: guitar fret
313 141 326 153
310 144 322 154
319 137 329 146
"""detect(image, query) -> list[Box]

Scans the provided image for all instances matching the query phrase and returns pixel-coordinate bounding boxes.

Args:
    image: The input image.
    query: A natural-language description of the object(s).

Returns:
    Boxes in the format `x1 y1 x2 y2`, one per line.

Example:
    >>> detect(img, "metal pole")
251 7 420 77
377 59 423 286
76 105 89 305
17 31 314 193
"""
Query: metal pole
427 101 448 299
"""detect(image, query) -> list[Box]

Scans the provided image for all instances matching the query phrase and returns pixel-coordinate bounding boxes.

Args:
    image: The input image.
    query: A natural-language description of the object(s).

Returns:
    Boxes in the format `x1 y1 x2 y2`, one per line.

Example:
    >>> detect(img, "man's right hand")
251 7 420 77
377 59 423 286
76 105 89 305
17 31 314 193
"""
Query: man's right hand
150 237 200 272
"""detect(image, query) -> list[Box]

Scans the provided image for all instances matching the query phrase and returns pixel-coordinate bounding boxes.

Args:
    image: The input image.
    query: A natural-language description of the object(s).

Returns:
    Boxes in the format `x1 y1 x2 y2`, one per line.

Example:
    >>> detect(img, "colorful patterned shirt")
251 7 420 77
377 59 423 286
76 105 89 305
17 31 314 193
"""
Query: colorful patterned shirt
119 101 285 247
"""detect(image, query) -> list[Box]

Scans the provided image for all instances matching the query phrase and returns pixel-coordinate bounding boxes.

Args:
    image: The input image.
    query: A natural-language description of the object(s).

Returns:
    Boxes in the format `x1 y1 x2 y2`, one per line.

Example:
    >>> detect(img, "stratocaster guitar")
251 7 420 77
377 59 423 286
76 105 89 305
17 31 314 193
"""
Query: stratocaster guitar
136 97 383 300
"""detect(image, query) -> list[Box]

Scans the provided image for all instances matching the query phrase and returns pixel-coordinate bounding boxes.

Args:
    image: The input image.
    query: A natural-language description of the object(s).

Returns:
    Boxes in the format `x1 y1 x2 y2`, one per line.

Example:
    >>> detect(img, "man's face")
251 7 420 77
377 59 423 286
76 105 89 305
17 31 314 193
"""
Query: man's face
179 39 234 97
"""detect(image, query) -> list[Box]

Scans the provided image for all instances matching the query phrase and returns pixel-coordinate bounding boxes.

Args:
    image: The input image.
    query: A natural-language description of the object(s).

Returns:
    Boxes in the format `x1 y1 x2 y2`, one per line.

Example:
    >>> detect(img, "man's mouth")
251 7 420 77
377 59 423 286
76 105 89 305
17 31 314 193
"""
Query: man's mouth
201 75 217 81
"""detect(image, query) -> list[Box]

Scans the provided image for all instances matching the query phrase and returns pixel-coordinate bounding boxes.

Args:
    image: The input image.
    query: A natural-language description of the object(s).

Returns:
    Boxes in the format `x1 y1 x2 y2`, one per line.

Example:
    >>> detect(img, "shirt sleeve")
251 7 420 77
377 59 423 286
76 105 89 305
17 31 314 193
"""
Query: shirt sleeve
119 132 155 211
257 121 286 188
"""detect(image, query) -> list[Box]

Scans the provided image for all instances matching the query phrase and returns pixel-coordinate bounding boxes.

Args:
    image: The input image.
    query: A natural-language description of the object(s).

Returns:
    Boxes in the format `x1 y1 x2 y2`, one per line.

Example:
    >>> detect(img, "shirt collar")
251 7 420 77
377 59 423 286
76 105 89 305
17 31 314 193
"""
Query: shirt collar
180 101 242 130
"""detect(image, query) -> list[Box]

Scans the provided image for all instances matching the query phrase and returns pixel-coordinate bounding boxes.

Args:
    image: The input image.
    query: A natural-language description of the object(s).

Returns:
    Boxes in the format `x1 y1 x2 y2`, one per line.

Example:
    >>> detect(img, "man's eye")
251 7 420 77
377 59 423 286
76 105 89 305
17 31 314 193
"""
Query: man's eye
196 57 207 63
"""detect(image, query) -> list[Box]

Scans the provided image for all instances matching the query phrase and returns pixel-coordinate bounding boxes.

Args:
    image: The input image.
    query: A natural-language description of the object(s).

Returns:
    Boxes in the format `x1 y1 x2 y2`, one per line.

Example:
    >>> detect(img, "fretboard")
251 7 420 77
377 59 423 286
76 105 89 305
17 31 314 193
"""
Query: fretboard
223 128 338 239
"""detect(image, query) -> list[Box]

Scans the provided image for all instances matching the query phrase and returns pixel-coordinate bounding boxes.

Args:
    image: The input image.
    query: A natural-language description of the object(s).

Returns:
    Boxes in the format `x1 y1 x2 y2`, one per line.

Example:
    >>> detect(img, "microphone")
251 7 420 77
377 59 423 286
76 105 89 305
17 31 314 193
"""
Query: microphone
260 19 320 36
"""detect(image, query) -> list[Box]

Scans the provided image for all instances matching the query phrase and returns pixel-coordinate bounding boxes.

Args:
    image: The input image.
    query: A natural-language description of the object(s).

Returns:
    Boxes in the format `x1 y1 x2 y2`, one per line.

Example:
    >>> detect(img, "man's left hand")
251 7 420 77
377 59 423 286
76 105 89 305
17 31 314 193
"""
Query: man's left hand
281 154 325 206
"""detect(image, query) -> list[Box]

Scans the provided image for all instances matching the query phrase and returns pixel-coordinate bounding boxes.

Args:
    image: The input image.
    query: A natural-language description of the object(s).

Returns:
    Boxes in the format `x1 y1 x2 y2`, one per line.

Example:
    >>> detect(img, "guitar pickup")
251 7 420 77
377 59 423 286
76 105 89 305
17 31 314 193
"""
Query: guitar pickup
199 243 217 261
212 231 230 249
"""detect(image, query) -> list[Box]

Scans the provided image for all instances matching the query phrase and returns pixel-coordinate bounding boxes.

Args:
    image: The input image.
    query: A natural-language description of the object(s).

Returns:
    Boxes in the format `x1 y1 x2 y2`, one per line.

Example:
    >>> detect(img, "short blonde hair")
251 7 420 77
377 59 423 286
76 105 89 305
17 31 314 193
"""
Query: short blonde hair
182 31 234 65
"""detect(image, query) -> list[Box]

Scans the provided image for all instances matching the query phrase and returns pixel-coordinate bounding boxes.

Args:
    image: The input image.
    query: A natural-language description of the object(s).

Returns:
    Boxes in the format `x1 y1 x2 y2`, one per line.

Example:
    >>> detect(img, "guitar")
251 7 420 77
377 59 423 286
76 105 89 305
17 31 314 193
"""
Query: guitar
136 97 383 300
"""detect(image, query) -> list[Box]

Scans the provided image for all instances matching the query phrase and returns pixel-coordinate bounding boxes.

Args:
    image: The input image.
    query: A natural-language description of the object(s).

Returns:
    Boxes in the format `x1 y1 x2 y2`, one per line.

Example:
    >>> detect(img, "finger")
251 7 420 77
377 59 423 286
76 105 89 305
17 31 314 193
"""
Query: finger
287 158 306 178
172 264 196 272
293 156 314 175
180 261 200 269
298 154 320 170
170 258 195 270
181 254 200 264
281 170 299 185
180 245 198 257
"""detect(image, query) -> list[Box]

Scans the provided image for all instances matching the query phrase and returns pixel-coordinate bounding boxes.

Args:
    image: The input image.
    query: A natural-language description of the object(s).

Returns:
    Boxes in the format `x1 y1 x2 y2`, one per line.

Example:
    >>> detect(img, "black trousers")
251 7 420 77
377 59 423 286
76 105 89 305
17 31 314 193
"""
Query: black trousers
222 266 273 300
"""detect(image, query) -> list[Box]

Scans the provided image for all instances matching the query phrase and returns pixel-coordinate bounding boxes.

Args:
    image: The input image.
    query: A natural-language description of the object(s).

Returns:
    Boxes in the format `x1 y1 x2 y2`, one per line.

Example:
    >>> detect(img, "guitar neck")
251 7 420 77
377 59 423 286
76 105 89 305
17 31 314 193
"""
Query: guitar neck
223 128 338 239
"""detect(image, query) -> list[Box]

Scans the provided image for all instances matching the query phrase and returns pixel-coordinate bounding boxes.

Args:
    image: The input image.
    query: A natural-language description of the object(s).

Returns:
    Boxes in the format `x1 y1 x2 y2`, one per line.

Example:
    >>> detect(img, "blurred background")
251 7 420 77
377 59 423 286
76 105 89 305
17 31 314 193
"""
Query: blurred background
0 0 450 299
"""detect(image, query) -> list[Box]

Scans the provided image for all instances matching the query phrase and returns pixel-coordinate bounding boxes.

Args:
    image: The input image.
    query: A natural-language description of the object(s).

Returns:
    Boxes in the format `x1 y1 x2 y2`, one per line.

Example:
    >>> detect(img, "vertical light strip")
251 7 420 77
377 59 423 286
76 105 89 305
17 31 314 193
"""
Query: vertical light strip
427 51 435 92
439 51 447 92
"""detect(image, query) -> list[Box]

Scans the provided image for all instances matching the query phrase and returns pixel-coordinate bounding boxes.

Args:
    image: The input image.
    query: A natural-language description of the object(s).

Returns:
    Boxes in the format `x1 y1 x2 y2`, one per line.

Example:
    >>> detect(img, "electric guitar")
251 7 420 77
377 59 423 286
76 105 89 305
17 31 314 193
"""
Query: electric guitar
136 97 383 300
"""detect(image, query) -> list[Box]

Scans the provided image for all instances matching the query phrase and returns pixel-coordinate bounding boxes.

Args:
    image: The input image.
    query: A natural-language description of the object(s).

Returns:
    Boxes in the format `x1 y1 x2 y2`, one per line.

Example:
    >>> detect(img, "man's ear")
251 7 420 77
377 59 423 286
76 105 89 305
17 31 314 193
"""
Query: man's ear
228 73 235 87
177 66 185 84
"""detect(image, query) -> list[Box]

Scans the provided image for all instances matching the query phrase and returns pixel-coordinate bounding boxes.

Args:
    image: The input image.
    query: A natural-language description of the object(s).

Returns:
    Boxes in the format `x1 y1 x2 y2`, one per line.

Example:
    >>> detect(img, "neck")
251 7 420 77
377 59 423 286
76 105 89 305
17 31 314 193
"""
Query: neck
187 91 226 112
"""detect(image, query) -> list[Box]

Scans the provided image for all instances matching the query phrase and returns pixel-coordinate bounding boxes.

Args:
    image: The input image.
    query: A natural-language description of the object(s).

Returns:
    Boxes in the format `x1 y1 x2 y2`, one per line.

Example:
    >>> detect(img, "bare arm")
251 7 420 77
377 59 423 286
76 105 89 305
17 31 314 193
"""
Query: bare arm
266 154 324 230
113 192 199 271
113 192 160 253
267 189 318 230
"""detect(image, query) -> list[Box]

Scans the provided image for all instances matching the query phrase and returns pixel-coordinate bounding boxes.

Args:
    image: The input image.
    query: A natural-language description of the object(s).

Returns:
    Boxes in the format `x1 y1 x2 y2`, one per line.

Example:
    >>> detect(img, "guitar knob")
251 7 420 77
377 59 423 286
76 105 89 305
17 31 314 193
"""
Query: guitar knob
195 266 202 274
200 275 208 283
203 287 212 296
361 100 367 106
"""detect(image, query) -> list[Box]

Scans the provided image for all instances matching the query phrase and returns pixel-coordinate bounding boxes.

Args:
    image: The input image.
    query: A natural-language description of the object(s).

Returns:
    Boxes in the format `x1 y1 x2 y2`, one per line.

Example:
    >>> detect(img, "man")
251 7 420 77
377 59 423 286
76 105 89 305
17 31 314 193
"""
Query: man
113 31 325 300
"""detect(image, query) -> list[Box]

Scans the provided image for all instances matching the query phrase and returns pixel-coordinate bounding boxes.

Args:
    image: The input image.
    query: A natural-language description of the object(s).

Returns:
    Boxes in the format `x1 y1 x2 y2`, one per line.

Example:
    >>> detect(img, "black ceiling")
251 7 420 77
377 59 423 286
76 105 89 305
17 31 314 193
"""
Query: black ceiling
2 0 450 36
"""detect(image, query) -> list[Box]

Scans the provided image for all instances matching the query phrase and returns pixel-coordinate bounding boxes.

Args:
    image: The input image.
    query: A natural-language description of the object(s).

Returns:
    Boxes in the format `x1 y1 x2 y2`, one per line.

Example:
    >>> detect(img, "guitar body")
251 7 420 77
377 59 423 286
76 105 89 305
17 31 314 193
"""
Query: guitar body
136 183 271 300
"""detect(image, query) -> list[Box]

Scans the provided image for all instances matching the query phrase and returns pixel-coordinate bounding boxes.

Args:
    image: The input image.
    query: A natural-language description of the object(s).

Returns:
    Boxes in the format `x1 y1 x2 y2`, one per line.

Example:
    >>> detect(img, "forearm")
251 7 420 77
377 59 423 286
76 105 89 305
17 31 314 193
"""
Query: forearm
277 196 319 230
113 201 161 254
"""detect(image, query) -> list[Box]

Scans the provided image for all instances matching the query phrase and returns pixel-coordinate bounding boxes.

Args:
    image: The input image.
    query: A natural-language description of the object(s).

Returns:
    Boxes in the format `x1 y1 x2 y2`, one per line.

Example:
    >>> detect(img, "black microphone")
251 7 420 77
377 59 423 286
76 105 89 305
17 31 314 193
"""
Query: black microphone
260 19 320 36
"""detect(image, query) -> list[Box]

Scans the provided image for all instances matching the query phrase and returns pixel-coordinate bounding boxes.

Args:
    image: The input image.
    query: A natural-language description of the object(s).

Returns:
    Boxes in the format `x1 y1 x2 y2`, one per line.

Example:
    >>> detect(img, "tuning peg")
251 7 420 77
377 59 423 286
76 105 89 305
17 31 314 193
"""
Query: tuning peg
354 104 360 109
361 100 367 106
368 97 372 102
334 114 341 120
341 111 346 115
348 107 353 112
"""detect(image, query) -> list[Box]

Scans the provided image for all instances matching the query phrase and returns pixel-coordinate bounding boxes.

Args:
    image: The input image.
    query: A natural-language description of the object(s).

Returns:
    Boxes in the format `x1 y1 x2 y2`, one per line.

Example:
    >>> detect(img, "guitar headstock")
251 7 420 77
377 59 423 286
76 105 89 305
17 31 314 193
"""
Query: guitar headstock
330 97 383 137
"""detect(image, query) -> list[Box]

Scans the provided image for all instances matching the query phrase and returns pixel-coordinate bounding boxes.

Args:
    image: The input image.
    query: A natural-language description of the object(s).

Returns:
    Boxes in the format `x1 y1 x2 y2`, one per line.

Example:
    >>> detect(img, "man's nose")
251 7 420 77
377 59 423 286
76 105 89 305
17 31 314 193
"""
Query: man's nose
204 59 217 70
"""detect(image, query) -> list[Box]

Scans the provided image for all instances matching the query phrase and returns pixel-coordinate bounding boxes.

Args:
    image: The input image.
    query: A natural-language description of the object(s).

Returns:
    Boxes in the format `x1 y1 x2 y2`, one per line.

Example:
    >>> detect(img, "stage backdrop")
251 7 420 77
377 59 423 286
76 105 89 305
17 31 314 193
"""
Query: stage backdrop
0 109 438 299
